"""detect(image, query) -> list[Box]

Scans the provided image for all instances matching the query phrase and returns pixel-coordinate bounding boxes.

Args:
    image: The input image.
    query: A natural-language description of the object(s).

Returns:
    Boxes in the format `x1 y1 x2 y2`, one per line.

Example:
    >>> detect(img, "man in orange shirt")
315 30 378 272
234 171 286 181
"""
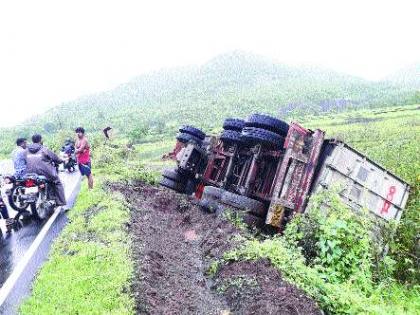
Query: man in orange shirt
75 127 93 189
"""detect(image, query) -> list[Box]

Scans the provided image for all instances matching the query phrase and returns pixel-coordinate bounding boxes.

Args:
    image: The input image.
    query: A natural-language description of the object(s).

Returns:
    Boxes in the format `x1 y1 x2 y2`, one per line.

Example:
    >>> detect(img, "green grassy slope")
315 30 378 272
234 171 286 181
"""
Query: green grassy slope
20 180 134 315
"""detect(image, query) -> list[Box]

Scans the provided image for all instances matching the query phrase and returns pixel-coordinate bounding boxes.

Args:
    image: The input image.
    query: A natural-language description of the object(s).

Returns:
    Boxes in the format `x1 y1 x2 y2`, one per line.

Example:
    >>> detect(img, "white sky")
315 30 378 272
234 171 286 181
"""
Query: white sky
0 0 419 128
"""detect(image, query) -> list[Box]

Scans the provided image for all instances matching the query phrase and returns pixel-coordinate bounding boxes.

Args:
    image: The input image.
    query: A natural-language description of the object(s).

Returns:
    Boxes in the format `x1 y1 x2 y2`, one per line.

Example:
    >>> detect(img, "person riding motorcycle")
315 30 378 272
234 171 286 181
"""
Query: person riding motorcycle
25 134 67 207
0 138 28 233
60 139 77 172
13 137 28 178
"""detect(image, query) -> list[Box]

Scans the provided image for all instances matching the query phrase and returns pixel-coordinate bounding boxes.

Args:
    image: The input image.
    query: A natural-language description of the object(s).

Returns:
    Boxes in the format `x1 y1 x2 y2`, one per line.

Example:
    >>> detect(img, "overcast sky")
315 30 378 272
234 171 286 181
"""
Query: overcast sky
0 0 419 128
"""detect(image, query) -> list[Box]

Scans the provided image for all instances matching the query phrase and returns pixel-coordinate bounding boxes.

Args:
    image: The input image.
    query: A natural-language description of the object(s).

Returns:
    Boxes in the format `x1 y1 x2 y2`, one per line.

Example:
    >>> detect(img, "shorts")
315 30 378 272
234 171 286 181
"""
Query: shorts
78 162 92 177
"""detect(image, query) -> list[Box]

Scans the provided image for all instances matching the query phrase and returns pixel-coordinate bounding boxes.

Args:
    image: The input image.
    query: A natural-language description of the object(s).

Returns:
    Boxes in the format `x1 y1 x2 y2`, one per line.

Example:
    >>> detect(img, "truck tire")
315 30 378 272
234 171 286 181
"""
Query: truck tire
220 191 266 217
159 177 186 193
179 125 206 140
176 132 202 145
241 127 285 150
202 186 223 200
245 114 289 136
223 118 245 132
162 168 187 183
220 130 243 145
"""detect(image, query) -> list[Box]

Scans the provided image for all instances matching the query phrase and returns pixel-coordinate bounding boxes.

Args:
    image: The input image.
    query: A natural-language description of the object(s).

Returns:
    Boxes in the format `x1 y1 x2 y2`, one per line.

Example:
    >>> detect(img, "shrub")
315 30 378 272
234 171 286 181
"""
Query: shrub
284 188 375 288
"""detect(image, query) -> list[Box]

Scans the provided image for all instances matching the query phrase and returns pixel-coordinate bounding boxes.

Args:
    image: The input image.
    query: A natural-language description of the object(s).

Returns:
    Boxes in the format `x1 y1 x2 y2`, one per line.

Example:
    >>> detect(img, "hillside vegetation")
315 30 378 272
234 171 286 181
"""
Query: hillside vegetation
1 52 419 155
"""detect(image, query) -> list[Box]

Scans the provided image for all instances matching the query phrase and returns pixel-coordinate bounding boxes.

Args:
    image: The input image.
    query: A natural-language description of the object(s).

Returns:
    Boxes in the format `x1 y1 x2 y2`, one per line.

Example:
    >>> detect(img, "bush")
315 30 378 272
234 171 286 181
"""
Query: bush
93 143 157 184
391 186 420 284
284 189 375 288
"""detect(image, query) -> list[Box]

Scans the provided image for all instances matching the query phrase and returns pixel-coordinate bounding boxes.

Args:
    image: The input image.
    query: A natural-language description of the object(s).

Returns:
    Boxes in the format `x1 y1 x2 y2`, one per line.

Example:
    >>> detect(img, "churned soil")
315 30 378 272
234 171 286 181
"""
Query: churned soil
213 260 322 315
113 181 321 315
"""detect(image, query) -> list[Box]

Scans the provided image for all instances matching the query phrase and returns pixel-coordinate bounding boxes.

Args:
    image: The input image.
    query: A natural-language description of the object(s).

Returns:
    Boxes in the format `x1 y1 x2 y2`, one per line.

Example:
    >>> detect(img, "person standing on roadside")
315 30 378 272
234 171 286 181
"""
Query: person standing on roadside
13 137 27 178
75 127 93 189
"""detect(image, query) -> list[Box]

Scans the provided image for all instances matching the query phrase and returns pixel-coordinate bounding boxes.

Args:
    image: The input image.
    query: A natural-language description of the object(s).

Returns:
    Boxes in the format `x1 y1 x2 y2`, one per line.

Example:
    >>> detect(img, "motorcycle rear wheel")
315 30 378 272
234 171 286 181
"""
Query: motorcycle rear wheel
31 189 54 220
8 186 30 211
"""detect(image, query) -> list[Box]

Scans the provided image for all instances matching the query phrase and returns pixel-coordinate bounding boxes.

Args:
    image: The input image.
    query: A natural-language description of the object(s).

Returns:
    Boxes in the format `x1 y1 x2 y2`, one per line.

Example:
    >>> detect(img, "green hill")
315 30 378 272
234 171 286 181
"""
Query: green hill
1 51 418 154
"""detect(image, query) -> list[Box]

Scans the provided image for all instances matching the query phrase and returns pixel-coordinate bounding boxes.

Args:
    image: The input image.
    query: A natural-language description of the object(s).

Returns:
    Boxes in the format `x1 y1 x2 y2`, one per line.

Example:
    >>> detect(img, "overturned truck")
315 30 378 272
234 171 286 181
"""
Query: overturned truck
160 114 410 230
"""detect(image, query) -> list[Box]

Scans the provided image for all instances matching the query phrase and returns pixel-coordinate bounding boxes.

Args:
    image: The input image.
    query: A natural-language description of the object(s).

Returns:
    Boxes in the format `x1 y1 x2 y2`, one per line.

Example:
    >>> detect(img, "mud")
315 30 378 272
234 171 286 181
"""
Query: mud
114 181 321 315
214 260 322 315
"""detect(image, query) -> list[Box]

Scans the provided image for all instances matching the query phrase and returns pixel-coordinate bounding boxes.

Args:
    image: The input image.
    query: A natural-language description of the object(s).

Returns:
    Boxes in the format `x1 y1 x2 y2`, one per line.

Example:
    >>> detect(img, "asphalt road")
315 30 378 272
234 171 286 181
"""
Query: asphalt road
0 160 81 314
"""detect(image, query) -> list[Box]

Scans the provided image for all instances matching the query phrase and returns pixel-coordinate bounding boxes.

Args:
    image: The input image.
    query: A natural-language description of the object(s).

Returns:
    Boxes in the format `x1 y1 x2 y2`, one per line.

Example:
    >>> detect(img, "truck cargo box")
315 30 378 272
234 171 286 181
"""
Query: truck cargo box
310 140 410 222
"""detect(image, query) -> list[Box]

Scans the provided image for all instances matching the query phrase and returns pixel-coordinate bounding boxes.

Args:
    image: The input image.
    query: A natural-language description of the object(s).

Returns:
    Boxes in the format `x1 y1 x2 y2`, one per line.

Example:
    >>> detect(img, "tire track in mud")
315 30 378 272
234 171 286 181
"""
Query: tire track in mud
113 181 321 315
116 182 237 314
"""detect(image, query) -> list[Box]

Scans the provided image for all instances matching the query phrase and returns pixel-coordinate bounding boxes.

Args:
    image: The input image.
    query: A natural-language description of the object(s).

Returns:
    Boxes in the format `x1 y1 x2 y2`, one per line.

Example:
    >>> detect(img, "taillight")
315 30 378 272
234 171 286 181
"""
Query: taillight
25 179 36 187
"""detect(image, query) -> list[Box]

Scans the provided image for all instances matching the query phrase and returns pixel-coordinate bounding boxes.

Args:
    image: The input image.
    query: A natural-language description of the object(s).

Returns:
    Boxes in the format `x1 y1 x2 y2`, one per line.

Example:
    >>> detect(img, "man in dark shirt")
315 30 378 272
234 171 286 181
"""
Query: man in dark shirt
26 134 66 207
13 137 27 178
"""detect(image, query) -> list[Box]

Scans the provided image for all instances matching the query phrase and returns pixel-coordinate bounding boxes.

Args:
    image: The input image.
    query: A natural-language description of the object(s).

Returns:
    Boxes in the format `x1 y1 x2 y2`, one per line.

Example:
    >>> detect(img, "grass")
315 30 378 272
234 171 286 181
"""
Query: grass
19 178 134 315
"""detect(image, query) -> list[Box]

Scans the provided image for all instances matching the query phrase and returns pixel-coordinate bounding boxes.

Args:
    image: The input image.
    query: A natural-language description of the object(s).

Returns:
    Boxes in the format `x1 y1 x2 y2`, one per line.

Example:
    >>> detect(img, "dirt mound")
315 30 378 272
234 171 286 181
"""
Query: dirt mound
114 181 321 315
214 260 322 315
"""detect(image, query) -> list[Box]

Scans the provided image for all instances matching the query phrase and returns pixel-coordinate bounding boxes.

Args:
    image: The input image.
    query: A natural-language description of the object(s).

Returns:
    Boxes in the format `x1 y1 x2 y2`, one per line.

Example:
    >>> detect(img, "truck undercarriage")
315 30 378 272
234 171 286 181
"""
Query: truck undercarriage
161 114 410 231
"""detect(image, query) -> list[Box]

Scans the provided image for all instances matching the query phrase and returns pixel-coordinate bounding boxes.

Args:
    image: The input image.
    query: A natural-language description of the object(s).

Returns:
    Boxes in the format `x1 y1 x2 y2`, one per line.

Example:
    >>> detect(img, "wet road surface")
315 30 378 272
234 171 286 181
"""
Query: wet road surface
0 160 81 314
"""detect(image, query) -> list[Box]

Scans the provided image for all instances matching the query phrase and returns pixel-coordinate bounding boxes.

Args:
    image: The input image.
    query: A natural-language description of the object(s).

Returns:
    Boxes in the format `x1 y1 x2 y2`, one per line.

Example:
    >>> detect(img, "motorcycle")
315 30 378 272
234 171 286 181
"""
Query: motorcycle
60 142 77 173
4 173 56 220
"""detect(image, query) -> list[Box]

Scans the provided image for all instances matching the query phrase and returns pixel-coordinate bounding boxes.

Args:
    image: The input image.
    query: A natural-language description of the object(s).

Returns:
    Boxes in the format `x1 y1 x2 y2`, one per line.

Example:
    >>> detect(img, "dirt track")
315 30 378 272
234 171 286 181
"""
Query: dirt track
114 181 321 315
